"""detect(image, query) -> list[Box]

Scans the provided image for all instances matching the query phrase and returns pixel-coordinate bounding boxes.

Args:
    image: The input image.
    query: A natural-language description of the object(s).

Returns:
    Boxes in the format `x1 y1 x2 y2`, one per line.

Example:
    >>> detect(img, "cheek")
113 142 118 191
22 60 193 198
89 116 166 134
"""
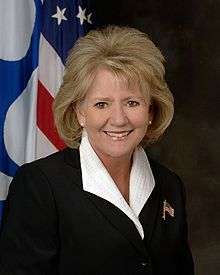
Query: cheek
84 110 105 129
131 111 149 128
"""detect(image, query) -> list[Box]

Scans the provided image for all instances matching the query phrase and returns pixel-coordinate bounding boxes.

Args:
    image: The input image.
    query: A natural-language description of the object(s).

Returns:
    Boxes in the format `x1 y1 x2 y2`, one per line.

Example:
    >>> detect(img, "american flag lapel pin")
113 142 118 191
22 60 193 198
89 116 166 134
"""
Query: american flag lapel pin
162 200 175 220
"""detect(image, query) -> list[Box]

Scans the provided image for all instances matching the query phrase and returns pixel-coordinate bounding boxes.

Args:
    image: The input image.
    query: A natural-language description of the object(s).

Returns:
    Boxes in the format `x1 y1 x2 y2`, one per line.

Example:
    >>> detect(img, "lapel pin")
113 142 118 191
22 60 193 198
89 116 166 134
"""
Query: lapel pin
162 200 175 220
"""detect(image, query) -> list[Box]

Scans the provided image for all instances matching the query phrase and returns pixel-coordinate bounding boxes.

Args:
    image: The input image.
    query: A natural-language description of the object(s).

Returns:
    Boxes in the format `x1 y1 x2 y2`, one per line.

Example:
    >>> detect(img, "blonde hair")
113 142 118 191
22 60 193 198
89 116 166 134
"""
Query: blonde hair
53 25 174 148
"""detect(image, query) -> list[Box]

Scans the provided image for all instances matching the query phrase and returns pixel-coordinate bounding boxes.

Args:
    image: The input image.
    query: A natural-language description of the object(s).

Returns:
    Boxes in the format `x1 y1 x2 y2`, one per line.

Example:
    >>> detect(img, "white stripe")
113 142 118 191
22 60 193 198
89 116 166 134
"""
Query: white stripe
0 0 35 61
4 68 38 166
35 128 58 159
0 172 11 200
38 35 65 98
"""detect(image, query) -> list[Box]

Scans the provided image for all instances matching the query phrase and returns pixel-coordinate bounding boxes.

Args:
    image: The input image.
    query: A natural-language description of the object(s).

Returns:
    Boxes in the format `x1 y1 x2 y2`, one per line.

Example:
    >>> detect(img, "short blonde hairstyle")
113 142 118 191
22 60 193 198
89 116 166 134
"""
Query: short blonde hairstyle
53 25 174 148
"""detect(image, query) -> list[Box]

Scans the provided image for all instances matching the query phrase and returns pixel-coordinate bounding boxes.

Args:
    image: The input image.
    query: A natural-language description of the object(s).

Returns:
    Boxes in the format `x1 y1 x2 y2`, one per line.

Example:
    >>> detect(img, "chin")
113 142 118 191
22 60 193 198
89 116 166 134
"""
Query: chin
89 135 139 160
99 145 135 160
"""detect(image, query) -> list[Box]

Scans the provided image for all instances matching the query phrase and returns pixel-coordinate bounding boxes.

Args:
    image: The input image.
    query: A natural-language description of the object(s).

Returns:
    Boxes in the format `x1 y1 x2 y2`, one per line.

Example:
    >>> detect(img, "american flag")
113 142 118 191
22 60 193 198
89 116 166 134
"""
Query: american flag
0 0 93 222
162 199 175 220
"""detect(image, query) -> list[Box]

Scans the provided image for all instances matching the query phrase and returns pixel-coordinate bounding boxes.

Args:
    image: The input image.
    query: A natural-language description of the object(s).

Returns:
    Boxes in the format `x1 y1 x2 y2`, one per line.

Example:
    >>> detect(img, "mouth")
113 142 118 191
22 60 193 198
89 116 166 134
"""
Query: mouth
103 130 133 141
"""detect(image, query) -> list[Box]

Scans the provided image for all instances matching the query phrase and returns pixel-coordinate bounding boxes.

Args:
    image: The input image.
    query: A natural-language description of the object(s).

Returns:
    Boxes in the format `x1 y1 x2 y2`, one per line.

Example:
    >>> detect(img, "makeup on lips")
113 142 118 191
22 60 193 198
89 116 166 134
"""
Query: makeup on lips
103 130 133 141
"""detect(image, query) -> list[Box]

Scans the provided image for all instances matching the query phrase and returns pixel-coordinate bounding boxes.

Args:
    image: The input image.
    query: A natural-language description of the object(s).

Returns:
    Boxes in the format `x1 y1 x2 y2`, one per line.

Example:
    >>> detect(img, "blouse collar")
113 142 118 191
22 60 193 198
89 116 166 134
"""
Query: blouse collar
79 133 155 239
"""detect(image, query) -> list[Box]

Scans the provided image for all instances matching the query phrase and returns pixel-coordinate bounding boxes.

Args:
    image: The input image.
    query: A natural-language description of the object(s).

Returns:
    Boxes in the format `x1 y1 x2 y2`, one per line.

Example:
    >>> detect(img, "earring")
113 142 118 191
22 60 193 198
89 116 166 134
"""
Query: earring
148 120 152 125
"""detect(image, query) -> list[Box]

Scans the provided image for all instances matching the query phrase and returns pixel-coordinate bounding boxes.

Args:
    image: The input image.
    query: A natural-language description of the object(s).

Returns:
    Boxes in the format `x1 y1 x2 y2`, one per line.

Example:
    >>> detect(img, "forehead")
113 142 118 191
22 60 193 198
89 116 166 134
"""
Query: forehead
86 68 143 99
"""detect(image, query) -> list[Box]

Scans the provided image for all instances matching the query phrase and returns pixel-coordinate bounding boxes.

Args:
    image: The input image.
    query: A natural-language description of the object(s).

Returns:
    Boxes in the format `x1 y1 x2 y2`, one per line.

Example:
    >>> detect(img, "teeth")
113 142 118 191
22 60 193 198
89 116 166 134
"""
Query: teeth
104 131 131 140
107 132 129 137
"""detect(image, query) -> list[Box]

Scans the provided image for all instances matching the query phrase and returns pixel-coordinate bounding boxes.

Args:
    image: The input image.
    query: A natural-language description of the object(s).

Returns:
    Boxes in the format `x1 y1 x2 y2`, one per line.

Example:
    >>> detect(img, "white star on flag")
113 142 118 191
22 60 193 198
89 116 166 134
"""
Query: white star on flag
76 6 87 25
52 6 67 26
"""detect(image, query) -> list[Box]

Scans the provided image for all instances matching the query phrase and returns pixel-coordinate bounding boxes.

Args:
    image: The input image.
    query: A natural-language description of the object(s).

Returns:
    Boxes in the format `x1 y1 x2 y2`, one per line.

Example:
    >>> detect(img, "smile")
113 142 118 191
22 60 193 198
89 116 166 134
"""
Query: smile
103 130 133 140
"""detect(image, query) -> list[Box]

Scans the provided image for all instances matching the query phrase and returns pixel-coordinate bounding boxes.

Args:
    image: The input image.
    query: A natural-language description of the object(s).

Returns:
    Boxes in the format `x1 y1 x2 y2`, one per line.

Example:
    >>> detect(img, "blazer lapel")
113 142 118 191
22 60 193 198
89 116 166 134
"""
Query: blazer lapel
139 183 160 247
139 158 163 247
84 192 148 257
64 148 148 257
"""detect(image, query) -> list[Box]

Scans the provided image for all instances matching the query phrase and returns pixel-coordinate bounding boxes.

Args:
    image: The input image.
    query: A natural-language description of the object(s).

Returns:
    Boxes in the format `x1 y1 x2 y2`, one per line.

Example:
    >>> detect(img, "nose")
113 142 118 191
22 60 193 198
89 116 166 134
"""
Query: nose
110 104 128 126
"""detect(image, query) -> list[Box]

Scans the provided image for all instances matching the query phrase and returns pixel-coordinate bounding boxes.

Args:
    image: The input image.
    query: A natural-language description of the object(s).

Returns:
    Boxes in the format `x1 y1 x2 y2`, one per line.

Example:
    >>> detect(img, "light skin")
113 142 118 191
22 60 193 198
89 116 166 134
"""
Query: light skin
76 69 153 203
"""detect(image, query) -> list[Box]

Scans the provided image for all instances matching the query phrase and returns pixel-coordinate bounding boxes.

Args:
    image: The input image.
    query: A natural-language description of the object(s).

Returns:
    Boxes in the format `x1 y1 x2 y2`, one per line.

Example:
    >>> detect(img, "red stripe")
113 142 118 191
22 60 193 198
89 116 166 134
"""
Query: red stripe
37 80 66 150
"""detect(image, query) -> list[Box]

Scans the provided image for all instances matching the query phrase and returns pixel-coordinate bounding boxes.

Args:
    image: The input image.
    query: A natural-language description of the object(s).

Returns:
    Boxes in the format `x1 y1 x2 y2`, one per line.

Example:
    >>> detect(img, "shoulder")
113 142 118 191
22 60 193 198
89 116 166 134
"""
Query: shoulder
28 147 79 168
147 157 188 224
6 148 81 210
148 156 186 200
148 156 181 181
11 148 81 190
18 147 79 174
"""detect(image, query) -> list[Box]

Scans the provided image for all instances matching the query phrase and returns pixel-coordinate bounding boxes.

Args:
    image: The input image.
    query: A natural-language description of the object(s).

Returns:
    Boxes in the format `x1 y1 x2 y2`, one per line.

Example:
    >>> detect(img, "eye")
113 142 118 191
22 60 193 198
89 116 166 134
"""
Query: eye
127 100 140 107
94 102 108 109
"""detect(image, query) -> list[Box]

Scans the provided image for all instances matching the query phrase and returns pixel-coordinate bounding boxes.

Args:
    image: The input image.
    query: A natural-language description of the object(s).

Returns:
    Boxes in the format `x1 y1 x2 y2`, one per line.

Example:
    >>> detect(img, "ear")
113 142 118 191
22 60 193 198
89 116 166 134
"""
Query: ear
148 102 154 123
75 102 86 127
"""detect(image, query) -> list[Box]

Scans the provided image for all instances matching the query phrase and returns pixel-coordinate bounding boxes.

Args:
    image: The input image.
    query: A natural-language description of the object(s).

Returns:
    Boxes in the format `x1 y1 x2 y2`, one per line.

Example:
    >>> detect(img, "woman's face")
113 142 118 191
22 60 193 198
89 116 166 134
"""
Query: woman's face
76 69 153 162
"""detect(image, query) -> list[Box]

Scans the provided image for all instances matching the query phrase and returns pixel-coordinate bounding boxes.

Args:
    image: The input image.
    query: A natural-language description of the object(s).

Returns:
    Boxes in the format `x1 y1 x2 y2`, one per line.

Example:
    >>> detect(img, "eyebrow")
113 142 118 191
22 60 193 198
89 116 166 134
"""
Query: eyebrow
93 97 112 101
92 96 146 101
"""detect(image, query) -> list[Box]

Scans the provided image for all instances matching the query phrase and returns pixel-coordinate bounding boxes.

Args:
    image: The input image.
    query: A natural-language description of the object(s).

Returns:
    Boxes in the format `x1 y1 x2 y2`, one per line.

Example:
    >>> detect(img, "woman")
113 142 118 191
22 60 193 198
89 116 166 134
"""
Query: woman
0 26 194 274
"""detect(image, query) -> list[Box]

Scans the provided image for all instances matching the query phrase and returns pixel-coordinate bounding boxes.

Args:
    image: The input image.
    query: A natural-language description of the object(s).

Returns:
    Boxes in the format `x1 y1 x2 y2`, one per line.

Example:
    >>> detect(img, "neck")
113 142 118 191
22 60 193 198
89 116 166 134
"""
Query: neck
96 152 134 204
98 152 133 177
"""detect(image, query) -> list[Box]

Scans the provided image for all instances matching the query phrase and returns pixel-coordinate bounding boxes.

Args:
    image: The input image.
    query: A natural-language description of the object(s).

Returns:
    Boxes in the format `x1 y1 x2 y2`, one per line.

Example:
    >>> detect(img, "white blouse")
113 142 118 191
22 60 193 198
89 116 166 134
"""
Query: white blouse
79 133 155 239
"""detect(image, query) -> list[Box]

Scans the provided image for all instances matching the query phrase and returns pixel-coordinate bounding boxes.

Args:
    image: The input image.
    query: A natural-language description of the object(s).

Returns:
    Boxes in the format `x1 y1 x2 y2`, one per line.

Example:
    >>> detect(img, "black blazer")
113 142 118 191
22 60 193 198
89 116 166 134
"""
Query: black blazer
0 148 194 275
